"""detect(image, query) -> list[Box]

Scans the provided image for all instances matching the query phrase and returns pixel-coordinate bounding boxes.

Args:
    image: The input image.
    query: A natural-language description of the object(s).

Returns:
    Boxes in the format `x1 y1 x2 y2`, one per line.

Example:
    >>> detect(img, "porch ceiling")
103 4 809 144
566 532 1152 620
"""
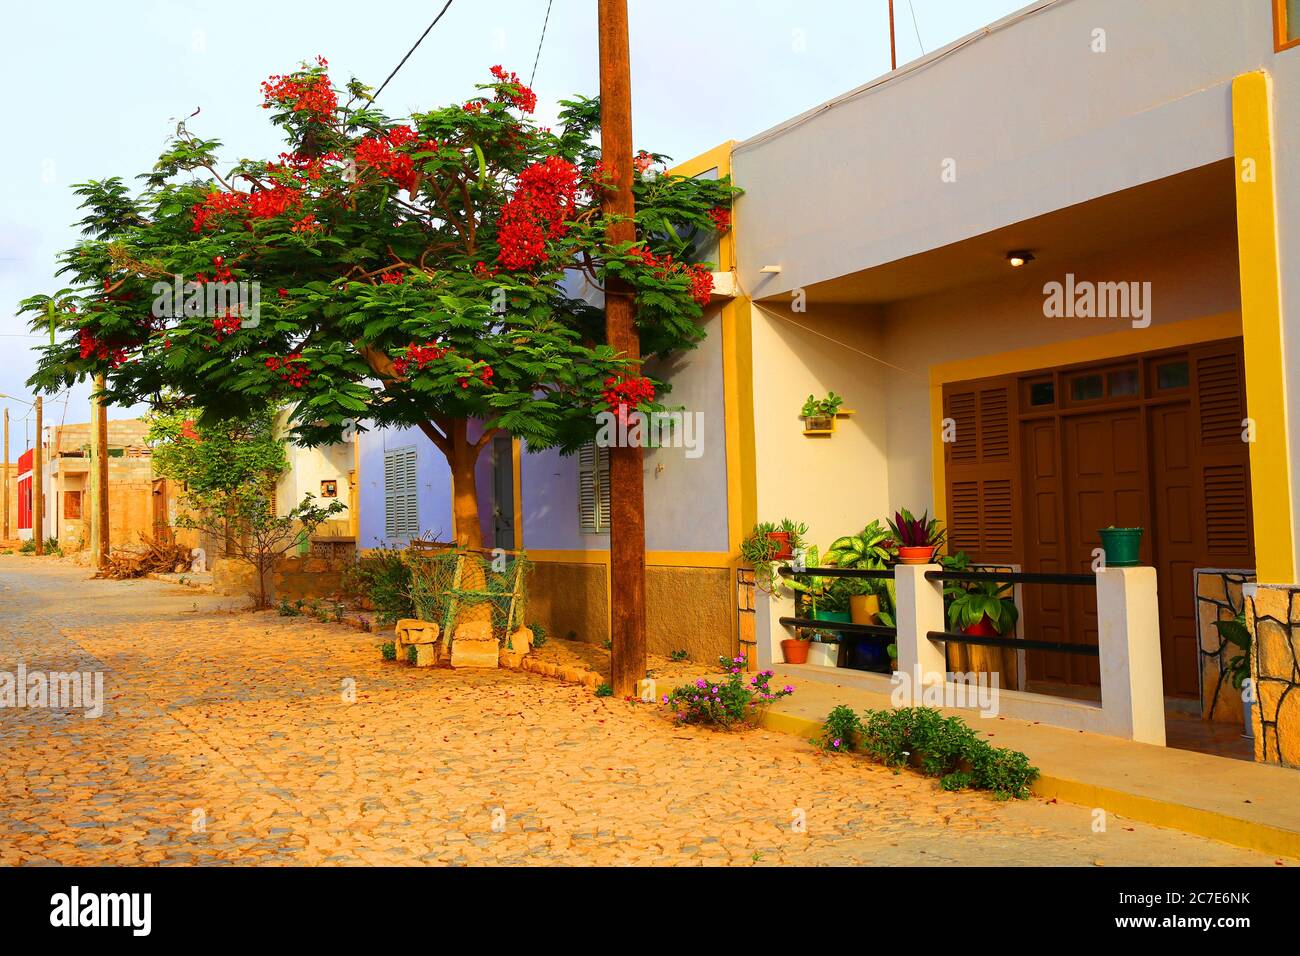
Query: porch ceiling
760 160 1237 307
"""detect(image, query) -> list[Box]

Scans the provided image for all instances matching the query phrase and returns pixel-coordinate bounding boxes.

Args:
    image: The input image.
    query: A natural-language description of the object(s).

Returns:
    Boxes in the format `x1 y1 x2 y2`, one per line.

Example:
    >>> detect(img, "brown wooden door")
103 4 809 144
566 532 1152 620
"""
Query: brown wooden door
943 339 1253 701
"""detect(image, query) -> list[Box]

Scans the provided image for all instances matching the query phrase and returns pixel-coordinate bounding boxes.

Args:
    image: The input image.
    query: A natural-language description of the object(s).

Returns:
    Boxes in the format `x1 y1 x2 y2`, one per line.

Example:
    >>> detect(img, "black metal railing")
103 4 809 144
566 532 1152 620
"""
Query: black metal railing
776 564 1101 657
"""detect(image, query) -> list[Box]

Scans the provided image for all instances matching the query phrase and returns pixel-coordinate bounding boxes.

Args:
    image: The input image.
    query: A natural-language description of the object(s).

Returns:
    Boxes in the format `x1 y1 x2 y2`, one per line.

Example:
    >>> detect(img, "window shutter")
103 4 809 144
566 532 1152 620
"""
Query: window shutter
1191 342 1253 564
578 442 611 534
943 378 1020 563
384 447 419 538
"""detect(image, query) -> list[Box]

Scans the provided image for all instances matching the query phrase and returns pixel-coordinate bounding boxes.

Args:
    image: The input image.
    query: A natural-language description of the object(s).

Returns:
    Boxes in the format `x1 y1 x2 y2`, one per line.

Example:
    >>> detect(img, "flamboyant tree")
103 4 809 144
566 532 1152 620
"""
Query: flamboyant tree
23 59 739 547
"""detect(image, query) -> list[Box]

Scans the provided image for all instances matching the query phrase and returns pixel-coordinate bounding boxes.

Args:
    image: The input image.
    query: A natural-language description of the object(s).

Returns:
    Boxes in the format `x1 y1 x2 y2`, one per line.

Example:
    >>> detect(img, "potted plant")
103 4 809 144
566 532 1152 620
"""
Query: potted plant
886 642 898 671
741 519 806 591
1098 526 1144 567
781 632 812 664
1214 611 1254 738
888 508 946 564
825 520 893 623
945 578 1019 637
800 392 843 432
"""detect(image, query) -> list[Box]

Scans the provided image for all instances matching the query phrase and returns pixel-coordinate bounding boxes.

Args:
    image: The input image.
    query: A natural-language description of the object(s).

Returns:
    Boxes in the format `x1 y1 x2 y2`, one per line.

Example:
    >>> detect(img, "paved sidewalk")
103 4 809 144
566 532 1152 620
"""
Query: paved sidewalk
0 556 1287 866
765 664 1300 858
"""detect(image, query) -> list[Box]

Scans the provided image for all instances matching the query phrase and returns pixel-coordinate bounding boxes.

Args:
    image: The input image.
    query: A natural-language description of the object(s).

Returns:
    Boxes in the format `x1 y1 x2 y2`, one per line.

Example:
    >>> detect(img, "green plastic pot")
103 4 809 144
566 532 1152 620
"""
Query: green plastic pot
813 610 852 624
1098 527 1143 567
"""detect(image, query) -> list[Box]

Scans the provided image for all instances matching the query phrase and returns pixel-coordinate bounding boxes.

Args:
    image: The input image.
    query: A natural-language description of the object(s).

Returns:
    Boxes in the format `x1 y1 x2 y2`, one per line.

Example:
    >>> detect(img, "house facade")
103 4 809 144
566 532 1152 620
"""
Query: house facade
345 0 1300 765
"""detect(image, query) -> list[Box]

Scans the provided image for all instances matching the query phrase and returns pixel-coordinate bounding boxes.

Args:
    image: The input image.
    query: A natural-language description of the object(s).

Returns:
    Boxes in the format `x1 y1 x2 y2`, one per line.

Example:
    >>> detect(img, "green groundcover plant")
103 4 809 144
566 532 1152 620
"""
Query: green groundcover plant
817 705 1038 800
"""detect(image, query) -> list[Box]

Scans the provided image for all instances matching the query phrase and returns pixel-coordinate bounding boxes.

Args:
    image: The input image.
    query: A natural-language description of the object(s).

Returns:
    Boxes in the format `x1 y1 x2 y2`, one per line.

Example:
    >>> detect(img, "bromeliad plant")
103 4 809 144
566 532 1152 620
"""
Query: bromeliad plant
888 508 946 564
22 59 741 550
663 655 794 728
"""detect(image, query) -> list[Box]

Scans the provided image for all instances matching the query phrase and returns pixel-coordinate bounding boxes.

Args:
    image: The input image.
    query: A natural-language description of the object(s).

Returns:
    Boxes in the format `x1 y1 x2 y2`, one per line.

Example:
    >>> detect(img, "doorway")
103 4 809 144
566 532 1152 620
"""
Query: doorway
943 338 1254 700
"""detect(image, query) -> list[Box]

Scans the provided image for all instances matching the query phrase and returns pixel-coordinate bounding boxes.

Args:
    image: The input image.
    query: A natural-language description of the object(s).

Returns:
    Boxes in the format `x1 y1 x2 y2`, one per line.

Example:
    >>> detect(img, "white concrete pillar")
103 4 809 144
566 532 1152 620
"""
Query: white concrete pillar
894 564 947 696
1096 566 1165 745
754 579 796 670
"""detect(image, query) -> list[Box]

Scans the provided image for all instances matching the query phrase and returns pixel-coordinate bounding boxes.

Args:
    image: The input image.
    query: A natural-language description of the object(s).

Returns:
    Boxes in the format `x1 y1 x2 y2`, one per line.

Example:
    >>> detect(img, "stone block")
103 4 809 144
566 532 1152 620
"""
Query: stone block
451 621 499 669
395 618 441 646
414 643 440 668
510 627 534 655
499 650 522 669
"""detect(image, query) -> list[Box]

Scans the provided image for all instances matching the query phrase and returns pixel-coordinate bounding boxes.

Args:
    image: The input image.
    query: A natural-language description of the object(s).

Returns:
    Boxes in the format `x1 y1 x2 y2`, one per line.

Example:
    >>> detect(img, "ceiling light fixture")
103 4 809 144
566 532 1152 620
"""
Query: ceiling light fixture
1006 250 1035 268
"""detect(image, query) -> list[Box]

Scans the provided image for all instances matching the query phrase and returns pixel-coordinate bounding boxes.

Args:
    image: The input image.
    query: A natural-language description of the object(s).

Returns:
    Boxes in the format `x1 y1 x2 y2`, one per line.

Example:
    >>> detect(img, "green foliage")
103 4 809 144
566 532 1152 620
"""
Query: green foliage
147 400 286 498
341 548 414 626
819 704 862 753
669 649 689 662
1215 611 1252 690
277 598 303 617
800 392 843 419
43 538 63 557
740 519 808 593
664 656 794 729
594 683 613 697
19 539 35 554
22 63 740 547
855 707 1038 799
887 508 946 550
380 641 396 661
529 622 548 648
945 578 1019 634
406 645 418 664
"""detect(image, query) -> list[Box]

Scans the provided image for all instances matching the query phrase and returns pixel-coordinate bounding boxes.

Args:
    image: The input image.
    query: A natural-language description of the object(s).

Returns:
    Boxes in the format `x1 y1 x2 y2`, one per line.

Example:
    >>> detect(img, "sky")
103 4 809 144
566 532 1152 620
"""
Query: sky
0 0 1032 458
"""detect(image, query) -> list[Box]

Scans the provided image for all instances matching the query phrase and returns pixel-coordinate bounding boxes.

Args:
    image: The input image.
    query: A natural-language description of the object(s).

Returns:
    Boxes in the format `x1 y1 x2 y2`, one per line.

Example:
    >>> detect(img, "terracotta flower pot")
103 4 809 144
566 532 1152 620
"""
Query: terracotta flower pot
897 545 936 565
849 593 880 625
781 638 810 664
767 531 793 560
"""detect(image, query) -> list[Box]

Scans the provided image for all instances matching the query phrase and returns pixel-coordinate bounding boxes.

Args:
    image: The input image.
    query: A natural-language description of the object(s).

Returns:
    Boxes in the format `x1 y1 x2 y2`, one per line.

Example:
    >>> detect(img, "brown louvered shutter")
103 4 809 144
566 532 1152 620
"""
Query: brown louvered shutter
1191 341 1254 566
943 376 1020 563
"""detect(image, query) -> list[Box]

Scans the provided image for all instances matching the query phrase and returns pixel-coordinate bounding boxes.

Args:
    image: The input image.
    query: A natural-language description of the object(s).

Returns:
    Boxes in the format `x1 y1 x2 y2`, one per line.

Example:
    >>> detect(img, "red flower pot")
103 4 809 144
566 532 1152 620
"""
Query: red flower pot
768 531 794 560
781 638 810 664
897 545 936 565
962 614 999 637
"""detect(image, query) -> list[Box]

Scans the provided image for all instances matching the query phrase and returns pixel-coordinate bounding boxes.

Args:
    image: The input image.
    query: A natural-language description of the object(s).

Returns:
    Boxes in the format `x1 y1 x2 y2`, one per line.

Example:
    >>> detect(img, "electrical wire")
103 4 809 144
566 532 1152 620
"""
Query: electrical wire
370 0 456 105
529 0 555 88
908 0 925 55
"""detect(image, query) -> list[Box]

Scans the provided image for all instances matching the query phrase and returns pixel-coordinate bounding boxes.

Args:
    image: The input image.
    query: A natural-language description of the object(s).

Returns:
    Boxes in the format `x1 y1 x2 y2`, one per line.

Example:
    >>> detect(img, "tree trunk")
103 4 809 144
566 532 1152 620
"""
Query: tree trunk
447 419 484 550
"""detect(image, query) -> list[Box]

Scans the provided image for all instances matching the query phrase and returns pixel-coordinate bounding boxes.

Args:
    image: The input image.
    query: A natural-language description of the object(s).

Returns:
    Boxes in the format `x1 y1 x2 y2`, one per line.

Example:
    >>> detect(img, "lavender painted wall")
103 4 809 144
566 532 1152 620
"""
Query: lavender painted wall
521 307 731 553
357 424 453 549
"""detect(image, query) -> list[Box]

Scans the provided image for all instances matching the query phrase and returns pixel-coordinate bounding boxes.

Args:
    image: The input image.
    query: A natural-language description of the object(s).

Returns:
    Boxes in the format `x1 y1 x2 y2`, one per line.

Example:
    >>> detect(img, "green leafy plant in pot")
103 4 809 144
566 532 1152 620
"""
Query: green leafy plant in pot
888 508 946 565
800 392 843 432
741 519 807 592
945 578 1019 637
825 519 892 623
1098 526 1144 567
1214 610 1254 739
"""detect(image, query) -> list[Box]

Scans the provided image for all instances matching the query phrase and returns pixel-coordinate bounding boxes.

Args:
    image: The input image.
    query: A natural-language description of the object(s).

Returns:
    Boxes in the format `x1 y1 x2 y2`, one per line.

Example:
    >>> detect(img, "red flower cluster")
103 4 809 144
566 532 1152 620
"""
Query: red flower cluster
379 271 404 284
212 312 242 341
179 420 201 442
489 65 537 113
496 156 580 270
191 184 302 231
707 207 731 232
290 214 320 234
260 62 336 116
602 374 656 414
77 329 127 368
627 246 714 306
355 125 436 192
473 261 498 278
266 353 311 388
633 150 655 175
391 341 450 377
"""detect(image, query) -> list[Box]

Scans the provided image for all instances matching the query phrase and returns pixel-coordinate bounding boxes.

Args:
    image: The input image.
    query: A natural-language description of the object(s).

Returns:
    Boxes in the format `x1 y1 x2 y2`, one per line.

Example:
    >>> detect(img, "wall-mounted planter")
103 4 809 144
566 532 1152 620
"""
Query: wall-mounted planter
802 409 853 437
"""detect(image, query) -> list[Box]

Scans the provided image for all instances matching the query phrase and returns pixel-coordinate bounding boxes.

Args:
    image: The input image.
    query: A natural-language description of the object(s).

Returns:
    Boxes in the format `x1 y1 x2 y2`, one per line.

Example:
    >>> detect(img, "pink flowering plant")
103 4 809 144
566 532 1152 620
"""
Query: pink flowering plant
662 656 794 728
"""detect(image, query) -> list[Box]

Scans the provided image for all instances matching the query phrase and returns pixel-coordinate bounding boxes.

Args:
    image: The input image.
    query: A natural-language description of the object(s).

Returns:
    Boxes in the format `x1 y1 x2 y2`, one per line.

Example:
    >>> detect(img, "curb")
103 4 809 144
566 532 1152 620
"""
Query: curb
756 708 1300 859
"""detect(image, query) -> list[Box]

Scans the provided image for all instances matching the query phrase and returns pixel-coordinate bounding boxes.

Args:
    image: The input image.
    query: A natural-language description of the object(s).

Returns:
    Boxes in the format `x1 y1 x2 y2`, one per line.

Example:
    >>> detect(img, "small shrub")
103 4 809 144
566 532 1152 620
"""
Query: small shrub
601 638 612 650
663 656 794 729
529 623 548 648
669 649 689 662
277 599 301 617
819 704 862 753
342 549 414 625
380 641 396 661
19 539 35 554
406 645 418 664
595 683 613 697
856 706 1038 799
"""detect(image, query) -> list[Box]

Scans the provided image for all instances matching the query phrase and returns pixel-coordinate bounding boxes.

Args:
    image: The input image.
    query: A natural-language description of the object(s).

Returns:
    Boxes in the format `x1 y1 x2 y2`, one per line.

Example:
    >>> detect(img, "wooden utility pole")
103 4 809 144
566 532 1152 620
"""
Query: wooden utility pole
3 408 9 542
33 396 43 555
92 374 109 567
888 0 897 70
599 0 647 697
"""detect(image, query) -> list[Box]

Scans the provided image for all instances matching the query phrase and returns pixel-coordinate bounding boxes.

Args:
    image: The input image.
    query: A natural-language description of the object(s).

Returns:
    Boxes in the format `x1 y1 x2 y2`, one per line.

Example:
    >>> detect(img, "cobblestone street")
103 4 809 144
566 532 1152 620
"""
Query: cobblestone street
0 556 1285 866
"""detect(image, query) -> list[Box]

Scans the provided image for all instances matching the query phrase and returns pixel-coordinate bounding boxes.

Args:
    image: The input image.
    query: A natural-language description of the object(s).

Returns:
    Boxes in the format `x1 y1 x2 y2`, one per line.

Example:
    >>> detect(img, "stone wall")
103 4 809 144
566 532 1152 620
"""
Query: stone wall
1196 569 1255 725
1243 583 1300 769
212 552 352 604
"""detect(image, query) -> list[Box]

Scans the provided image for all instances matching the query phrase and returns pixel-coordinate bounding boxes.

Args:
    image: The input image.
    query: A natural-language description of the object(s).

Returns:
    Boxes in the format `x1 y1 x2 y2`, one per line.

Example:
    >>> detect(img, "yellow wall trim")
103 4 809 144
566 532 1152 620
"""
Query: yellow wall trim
527 548 736 569
928 311 1244 531
1232 71 1295 584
